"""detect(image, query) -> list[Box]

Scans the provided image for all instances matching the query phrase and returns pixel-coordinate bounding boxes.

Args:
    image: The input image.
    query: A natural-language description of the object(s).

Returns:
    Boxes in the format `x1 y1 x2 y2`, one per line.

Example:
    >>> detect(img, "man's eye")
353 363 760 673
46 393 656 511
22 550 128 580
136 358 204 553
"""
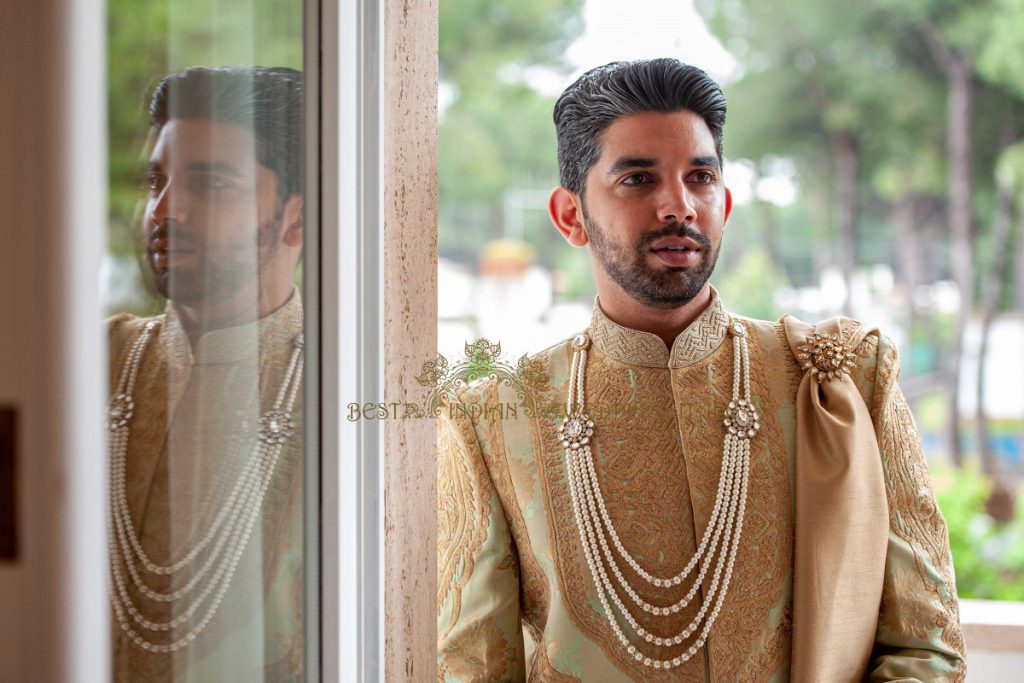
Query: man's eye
188 175 231 193
691 171 716 184
142 174 166 193
621 173 650 186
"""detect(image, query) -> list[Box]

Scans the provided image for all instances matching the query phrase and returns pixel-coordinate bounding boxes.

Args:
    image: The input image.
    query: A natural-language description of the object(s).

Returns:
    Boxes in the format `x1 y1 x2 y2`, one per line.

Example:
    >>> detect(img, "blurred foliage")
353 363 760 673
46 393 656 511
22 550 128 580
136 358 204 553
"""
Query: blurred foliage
440 0 582 79
554 244 596 301
438 0 584 266
934 464 1024 600
977 0 1024 99
715 247 791 321
700 0 1024 305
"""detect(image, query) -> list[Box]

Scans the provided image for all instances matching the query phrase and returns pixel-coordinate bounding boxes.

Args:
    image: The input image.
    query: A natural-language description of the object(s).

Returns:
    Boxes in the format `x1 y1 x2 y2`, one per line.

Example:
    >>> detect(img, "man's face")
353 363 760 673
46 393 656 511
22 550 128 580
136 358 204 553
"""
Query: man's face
142 118 285 306
579 110 730 309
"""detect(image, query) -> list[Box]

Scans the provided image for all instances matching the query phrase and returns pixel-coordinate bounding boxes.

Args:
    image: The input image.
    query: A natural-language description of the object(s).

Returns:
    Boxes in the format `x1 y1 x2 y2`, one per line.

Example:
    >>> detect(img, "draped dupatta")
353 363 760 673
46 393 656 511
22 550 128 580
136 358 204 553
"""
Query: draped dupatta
783 316 889 682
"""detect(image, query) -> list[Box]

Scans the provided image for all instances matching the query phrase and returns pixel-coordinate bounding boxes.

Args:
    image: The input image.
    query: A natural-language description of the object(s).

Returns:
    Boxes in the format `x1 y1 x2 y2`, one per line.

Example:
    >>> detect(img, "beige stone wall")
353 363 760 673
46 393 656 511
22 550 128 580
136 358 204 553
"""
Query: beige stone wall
383 0 438 680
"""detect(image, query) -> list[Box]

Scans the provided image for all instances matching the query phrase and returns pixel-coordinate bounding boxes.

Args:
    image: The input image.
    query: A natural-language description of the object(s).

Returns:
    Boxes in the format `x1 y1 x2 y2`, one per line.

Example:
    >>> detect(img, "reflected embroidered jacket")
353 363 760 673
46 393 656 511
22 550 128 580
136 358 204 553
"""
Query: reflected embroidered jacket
437 294 965 682
107 293 305 683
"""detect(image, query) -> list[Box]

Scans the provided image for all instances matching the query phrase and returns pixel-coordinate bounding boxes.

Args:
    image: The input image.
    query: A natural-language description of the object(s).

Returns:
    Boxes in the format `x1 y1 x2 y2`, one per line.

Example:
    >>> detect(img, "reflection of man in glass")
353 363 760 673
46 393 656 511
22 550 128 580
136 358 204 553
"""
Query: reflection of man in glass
107 66 304 682
437 59 965 681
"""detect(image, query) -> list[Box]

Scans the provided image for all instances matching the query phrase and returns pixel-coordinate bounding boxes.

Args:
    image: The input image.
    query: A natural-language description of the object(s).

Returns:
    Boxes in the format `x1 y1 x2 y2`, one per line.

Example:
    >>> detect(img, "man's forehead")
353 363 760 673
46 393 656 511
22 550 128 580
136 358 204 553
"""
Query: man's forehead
596 110 716 162
150 118 259 166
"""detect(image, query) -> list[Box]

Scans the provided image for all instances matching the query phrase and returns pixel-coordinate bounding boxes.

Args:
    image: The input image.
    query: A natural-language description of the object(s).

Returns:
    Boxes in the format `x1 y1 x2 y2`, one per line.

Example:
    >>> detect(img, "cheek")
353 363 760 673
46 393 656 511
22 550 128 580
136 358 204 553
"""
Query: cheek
602 198 648 226
204 199 257 230
697 193 725 220
142 202 158 231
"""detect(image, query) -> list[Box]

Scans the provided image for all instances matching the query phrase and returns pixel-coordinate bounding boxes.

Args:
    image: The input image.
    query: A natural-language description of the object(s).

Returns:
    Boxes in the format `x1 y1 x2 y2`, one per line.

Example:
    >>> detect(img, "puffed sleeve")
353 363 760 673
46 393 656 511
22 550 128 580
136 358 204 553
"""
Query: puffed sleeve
865 336 966 681
437 400 526 682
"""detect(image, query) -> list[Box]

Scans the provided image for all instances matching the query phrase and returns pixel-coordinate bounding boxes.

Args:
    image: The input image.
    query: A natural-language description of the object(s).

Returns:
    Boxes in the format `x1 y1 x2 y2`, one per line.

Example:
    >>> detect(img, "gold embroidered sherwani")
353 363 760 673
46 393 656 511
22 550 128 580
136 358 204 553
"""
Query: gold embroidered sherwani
437 293 965 682
108 293 304 682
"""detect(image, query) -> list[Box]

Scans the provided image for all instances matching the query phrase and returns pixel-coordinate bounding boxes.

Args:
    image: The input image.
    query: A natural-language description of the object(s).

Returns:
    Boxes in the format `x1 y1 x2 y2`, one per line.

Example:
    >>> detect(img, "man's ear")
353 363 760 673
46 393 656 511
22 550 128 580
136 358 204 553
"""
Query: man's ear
549 186 589 247
724 187 733 223
281 194 303 248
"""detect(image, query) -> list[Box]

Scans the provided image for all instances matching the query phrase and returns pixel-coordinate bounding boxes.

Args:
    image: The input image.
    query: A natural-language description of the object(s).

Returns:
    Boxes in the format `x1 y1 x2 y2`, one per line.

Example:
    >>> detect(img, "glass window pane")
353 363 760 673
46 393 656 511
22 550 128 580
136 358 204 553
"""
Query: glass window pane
104 3 311 680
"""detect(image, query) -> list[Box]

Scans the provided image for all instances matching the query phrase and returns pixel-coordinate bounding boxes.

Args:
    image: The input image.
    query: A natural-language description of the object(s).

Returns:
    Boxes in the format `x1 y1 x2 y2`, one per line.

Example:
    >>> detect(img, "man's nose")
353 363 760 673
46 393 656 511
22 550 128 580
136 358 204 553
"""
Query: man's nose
149 180 187 225
657 180 697 224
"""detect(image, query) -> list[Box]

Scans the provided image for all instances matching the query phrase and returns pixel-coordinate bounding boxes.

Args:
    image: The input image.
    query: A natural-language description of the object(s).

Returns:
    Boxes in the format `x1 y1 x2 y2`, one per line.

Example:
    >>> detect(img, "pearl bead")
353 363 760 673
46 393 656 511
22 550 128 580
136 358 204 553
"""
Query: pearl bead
107 325 303 652
562 321 754 668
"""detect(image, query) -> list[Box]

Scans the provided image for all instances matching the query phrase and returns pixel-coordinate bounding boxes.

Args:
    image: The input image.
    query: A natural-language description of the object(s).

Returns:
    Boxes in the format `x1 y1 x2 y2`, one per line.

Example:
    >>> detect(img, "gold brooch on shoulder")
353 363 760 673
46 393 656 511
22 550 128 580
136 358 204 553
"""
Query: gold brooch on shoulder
798 332 856 382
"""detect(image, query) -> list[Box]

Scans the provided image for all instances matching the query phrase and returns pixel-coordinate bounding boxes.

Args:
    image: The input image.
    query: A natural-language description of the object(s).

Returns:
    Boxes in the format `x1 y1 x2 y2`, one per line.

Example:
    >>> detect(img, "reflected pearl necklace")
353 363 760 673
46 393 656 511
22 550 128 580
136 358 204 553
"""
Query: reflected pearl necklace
107 319 304 653
558 319 758 670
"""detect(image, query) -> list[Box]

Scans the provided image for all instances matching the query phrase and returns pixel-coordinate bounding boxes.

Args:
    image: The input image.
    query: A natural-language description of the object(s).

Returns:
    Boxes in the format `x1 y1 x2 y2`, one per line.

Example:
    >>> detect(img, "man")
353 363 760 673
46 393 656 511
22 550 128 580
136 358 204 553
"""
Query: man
106 66 305 682
437 59 965 681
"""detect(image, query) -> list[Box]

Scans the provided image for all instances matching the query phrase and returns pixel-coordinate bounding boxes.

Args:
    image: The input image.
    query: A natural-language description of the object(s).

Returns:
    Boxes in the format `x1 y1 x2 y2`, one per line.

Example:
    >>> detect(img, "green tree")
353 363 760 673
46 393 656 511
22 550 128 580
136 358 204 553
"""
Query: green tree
935 465 1024 600
703 0 947 314
438 0 584 266
702 0 1024 467
715 248 790 321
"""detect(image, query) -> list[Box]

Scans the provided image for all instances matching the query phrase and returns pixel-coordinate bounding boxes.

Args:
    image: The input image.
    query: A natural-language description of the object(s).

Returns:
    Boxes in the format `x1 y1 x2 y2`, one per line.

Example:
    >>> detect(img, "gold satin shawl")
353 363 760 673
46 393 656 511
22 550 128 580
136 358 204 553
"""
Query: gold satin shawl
784 316 889 682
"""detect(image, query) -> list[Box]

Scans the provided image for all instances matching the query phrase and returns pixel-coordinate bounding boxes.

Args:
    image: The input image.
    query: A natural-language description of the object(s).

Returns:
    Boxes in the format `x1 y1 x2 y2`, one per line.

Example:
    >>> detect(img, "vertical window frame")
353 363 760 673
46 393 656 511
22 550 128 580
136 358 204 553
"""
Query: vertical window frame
317 0 386 681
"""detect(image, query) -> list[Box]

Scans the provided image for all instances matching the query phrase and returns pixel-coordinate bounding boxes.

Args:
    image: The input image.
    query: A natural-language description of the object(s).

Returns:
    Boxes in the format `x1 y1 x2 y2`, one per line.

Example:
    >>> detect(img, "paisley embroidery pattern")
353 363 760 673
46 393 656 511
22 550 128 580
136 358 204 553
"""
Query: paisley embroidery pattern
476 381 553 648
437 618 519 682
437 409 493 637
528 641 582 682
874 343 965 678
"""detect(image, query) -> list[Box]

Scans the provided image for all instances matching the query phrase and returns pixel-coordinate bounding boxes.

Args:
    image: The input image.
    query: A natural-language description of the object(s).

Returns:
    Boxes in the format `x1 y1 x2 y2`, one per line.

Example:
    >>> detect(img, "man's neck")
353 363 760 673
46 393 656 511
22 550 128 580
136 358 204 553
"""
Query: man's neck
173 286 294 349
596 284 713 350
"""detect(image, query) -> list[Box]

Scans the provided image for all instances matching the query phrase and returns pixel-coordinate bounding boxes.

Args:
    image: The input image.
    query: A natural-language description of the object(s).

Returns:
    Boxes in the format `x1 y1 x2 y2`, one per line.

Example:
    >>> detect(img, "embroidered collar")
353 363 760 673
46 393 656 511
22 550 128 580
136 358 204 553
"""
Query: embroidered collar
161 289 304 366
589 288 729 368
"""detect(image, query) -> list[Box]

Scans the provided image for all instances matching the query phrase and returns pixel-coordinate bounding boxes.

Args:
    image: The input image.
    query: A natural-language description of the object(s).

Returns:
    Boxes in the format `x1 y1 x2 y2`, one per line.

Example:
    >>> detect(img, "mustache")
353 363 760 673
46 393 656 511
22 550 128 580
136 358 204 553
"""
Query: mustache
147 219 200 251
637 222 712 250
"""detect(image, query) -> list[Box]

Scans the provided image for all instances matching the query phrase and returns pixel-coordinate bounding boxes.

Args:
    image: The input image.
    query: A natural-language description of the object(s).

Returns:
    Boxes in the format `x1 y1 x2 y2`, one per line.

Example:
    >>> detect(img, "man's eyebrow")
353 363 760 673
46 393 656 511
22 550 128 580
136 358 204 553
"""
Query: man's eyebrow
184 161 246 176
606 157 657 175
691 155 720 170
606 155 721 175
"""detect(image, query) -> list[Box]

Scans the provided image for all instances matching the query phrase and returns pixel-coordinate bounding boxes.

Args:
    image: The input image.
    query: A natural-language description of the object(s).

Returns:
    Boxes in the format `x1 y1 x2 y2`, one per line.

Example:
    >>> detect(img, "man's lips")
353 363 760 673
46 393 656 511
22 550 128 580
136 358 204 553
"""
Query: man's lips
148 238 197 269
650 237 702 267
149 237 197 253
649 236 702 252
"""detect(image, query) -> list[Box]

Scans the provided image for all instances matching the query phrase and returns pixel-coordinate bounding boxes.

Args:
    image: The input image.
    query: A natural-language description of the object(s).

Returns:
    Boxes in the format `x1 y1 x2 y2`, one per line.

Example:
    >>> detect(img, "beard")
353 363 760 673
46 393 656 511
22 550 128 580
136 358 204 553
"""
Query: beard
145 209 284 307
583 206 719 309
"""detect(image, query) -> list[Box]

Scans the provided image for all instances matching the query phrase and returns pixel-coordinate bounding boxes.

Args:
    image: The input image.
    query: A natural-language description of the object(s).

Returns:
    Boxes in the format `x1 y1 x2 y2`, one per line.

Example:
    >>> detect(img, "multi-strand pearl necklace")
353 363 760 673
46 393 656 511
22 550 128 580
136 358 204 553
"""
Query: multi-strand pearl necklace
107 320 304 653
558 319 758 671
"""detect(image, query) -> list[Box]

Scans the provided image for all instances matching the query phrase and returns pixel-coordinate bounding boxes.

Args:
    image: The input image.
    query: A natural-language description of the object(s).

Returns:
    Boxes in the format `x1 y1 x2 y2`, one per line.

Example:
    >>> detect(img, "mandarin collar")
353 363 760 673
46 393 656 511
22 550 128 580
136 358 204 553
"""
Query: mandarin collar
161 290 303 366
588 288 729 368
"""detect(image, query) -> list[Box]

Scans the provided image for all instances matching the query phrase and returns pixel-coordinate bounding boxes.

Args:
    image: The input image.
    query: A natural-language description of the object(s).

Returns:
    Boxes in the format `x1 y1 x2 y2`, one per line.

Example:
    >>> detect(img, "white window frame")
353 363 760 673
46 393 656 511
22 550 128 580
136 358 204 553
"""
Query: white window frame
316 0 386 681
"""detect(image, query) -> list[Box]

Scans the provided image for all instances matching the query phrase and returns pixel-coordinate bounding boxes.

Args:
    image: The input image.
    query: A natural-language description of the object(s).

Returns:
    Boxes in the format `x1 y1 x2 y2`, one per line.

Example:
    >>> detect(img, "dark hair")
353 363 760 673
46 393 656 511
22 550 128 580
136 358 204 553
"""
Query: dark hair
553 58 726 196
149 66 303 201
